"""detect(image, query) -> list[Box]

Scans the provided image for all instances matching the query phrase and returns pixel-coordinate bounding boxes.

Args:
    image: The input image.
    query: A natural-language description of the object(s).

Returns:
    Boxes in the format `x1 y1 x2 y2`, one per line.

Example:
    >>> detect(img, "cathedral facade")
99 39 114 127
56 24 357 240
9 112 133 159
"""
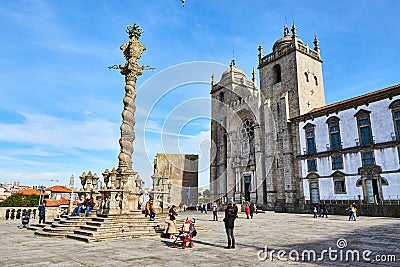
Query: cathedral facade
210 24 400 211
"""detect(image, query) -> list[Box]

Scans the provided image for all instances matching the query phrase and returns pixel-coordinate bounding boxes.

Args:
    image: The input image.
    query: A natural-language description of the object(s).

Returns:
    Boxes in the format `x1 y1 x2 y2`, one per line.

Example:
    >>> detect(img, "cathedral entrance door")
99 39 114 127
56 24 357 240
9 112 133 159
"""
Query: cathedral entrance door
365 179 374 203
244 176 251 201
310 182 319 204
365 179 380 204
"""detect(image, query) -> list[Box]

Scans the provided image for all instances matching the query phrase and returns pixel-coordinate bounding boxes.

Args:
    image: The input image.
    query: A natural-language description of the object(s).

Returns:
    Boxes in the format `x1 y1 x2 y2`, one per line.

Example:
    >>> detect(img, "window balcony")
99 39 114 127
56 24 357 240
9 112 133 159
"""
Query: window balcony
355 137 375 146
326 142 343 151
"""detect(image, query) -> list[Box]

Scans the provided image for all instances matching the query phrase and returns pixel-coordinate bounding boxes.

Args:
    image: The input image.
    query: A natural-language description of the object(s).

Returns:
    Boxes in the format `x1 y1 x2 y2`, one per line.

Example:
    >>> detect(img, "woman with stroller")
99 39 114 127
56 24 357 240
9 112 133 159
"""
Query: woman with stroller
223 203 237 249
166 205 178 238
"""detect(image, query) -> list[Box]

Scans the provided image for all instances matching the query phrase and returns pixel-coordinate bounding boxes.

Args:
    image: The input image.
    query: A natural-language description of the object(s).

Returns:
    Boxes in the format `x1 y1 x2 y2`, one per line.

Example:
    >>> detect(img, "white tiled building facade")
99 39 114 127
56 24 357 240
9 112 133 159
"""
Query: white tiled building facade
295 87 400 204
210 24 400 211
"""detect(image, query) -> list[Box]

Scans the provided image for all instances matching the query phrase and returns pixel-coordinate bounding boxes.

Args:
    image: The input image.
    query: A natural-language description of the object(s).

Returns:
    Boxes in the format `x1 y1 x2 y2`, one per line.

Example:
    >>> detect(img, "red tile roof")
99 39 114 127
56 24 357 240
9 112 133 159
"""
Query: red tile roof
311 84 400 113
18 189 49 196
45 185 72 193
292 83 400 122
46 198 70 207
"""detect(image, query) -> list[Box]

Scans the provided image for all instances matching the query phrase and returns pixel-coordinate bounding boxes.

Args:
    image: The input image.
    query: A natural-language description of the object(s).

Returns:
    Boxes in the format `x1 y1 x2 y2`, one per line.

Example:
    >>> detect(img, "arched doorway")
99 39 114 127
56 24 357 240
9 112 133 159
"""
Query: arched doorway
358 165 383 204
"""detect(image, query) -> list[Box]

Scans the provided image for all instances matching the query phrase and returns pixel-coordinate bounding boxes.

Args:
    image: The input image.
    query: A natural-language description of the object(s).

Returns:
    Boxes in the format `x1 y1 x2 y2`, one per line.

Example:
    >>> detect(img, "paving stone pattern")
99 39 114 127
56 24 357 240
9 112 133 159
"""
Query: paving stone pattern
1 211 399 266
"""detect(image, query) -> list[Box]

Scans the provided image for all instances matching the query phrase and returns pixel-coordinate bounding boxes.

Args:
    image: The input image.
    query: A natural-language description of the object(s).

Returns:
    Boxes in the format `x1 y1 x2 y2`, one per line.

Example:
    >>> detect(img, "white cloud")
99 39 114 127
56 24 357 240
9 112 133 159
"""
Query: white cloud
0 113 119 151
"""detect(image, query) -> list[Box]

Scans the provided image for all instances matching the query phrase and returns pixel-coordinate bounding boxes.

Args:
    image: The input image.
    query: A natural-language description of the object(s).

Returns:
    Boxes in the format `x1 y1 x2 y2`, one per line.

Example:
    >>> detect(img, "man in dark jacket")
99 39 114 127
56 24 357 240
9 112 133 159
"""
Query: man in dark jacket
223 203 237 249
38 203 46 224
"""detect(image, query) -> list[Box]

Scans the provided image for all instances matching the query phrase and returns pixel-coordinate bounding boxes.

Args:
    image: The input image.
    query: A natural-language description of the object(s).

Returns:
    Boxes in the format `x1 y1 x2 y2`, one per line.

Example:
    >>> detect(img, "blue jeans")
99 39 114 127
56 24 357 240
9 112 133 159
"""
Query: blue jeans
76 205 82 216
85 206 92 216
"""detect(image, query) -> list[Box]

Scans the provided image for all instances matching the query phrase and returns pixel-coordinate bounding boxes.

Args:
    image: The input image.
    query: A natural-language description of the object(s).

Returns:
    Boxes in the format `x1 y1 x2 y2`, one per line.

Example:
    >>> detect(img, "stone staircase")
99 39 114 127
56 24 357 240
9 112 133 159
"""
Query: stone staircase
67 211 162 242
34 214 96 238
32 210 163 242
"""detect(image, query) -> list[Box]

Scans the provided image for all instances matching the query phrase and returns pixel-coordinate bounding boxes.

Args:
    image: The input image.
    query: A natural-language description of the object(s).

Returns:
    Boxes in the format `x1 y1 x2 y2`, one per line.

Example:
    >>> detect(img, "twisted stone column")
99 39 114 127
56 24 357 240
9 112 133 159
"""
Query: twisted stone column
118 24 146 171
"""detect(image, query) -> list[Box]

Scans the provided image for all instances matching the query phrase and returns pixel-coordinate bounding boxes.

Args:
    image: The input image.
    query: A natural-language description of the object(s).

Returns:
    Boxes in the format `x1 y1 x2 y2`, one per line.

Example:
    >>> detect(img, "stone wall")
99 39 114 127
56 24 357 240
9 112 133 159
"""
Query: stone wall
301 203 400 218
0 207 60 220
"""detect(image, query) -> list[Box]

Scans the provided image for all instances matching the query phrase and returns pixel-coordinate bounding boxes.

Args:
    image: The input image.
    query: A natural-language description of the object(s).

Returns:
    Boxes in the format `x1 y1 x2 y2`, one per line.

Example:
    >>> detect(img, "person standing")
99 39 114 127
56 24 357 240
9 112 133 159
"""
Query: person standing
245 204 250 219
233 202 238 215
312 204 318 218
168 205 178 221
351 204 357 221
166 205 178 238
320 203 328 218
253 203 258 214
202 203 207 214
223 203 237 249
38 202 46 224
212 202 218 221
249 203 255 219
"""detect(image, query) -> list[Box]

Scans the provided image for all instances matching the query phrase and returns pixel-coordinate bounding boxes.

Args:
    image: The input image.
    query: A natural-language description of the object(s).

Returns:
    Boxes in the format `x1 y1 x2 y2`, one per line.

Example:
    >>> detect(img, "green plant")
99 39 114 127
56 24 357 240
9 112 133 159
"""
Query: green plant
10 209 15 220
0 193 39 207
5 209 10 220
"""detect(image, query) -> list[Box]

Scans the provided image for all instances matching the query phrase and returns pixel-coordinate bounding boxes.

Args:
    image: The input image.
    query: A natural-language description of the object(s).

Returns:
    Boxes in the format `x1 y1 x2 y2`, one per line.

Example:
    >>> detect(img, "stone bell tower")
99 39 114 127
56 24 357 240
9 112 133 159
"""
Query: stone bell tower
258 23 326 212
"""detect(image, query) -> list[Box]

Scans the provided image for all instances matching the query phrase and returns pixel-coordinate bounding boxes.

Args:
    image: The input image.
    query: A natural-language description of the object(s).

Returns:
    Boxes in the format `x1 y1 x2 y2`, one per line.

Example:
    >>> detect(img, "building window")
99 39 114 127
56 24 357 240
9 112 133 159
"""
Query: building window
304 72 309 82
332 156 343 170
327 117 341 150
273 64 281 84
389 100 400 140
304 123 316 154
314 76 318 86
393 111 400 139
334 180 346 194
306 131 316 154
355 109 373 146
219 92 225 103
307 159 317 172
361 151 374 166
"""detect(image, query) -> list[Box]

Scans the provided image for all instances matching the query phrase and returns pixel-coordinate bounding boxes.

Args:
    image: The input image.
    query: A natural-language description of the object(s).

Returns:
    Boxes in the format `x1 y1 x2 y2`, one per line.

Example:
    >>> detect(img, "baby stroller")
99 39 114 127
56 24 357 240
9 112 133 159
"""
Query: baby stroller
173 218 197 249
19 210 30 229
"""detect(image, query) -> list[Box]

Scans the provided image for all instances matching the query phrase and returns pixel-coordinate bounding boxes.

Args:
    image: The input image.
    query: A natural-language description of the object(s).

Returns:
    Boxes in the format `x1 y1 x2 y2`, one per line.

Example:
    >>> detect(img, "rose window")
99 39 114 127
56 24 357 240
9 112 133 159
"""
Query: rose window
241 119 254 139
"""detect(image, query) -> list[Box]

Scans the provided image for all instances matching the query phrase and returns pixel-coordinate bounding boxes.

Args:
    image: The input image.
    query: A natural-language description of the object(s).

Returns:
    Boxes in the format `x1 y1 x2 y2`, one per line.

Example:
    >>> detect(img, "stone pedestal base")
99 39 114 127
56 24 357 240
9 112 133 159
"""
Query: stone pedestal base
98 189 141 215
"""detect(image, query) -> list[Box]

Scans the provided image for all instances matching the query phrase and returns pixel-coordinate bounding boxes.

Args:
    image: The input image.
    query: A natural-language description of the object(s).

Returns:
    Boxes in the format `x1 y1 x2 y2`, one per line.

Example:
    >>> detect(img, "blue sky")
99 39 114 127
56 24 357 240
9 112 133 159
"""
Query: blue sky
0 0 399 188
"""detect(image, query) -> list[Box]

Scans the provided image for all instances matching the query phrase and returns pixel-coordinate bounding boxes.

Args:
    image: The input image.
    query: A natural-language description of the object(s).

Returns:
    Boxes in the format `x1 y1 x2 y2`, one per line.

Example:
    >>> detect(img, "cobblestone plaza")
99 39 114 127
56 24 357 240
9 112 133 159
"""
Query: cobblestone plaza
1 211 398 266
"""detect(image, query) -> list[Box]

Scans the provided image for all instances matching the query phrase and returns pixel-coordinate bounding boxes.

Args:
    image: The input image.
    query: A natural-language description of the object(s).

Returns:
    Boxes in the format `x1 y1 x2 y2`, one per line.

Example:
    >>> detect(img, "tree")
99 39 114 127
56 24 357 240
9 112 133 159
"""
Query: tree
203 189 210 198
26 194 40 207
0 193 39 207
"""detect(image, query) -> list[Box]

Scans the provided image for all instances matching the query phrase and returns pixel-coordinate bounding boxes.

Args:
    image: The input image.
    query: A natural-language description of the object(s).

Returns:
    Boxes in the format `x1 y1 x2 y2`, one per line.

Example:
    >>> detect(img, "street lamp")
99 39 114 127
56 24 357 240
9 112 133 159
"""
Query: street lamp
38 185 45 205
167 182 172 205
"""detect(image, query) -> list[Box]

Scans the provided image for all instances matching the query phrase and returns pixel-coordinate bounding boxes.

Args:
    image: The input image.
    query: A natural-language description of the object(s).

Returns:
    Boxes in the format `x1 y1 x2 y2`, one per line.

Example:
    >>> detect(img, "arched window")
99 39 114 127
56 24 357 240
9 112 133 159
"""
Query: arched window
273 64 281 84
219 92 225 103
304 72 309 82
314 76 318 86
